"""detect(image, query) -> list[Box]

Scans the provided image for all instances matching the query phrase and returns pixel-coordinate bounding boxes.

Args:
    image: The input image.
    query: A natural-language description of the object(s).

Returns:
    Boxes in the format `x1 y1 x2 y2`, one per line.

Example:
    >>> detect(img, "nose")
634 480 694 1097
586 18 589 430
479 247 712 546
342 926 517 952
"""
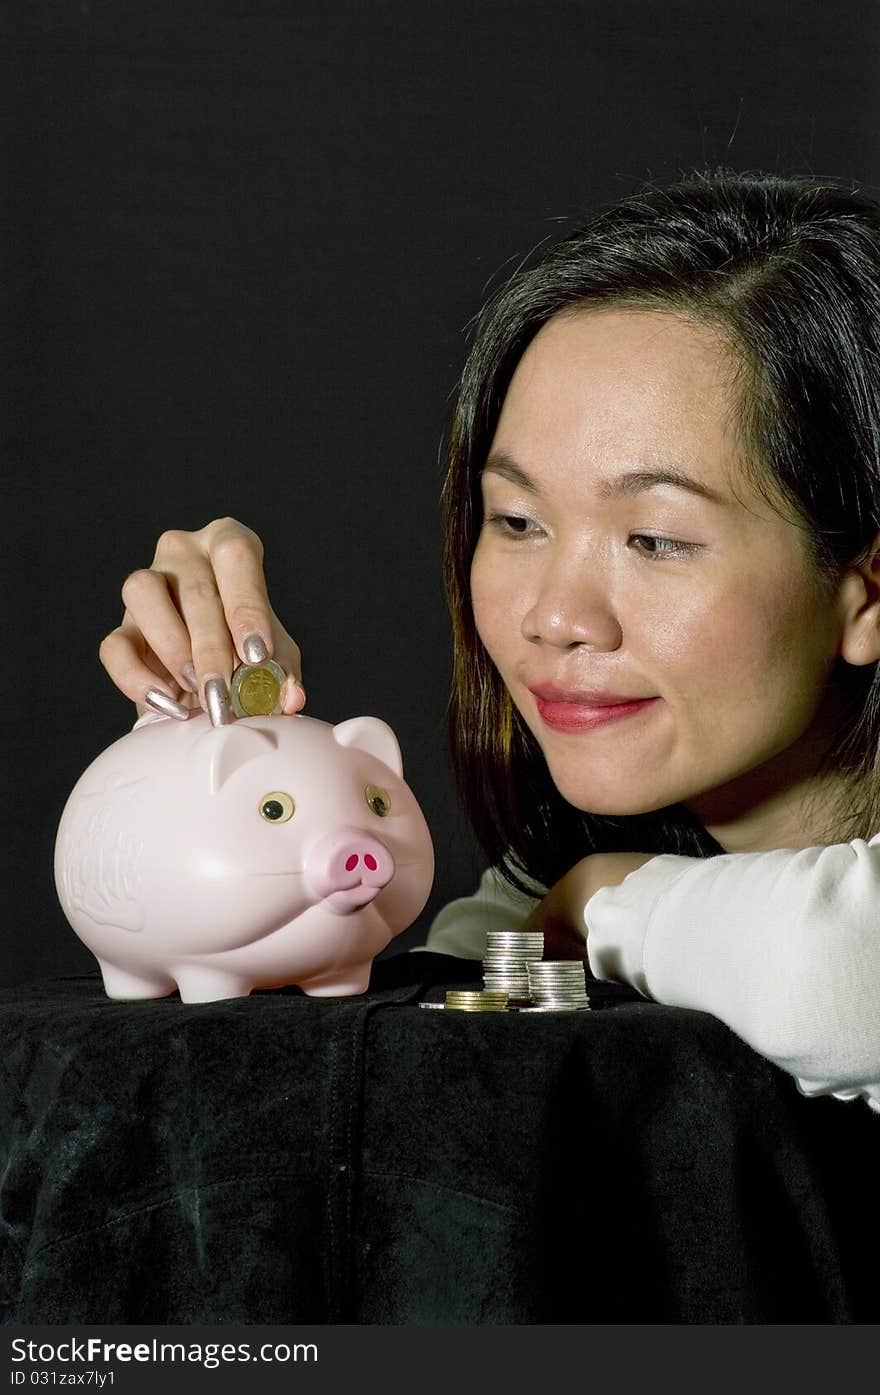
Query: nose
521 554 622 651
305 826 395 903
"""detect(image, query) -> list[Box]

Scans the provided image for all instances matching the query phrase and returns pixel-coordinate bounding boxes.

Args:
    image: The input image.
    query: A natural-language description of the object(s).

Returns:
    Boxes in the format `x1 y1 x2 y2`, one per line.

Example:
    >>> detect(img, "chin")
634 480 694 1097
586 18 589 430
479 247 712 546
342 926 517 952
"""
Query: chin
551 783 657 818
546 766 678 818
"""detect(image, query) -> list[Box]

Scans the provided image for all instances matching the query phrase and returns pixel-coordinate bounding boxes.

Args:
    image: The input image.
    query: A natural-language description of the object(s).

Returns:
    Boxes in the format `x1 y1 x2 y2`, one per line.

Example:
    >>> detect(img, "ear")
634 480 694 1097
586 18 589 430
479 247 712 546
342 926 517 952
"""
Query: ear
195 722 279 794
332 716 403 778
837 530 880 668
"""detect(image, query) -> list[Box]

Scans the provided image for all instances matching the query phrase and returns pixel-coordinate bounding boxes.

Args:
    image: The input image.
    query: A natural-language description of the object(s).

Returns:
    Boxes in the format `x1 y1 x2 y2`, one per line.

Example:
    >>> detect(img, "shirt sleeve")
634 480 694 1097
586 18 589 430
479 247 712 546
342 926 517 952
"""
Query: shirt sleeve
415 862 544 960
584 834 880 1113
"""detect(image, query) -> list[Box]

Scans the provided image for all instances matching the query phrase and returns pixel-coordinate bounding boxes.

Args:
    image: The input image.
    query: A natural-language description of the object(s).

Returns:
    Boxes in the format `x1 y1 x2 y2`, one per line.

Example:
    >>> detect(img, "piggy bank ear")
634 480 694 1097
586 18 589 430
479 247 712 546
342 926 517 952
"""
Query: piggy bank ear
195 722 279 794
332 716 403 778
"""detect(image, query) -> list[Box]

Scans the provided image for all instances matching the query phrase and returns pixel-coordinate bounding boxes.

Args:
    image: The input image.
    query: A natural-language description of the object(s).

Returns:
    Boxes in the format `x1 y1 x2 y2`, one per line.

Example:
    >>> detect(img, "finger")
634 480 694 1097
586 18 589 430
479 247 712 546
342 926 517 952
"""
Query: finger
282 676 307 714
266 605 304 687
206 525 283 667
541 918 588 960
141 645 195 699
99 623 191 720
170 564 236 706
139 650 201 716
118 569 200 694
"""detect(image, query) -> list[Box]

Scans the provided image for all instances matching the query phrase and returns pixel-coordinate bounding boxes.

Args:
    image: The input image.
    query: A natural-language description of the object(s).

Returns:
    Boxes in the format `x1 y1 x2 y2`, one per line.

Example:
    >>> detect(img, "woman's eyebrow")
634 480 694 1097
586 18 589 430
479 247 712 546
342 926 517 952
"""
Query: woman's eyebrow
481 450 727 506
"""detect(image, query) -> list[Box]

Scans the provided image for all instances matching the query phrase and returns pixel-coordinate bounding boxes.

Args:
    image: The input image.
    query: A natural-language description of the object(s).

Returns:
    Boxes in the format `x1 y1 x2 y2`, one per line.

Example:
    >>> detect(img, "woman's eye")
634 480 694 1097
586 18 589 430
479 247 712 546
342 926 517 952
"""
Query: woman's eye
258 791 295 823
365 784 391 817
485 512 539 537
628 534 702 560
484 512 701 560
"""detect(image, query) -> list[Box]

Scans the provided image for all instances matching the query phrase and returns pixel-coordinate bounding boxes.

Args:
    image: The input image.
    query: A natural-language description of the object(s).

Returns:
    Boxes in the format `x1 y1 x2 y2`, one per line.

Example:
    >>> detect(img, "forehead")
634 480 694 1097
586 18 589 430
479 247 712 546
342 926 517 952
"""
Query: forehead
493 307 743 495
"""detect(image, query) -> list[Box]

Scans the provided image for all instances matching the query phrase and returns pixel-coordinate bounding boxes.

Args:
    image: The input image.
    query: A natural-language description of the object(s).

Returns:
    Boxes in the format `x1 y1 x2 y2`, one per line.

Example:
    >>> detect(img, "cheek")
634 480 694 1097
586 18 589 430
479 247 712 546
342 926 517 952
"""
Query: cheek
666 573 828 746
470 546 515 656
617 575 744 702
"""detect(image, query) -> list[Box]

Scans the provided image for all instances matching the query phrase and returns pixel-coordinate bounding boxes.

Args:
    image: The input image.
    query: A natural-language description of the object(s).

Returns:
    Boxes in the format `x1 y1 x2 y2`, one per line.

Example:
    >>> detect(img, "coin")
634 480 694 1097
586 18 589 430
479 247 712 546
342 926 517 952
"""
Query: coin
486 931 544 946
446 989 508 1003
231 659 287 717
445 989 509 1012
525 960 590 1009
517 1004 592 1013
482 931 545 1006
445 1004 508 1012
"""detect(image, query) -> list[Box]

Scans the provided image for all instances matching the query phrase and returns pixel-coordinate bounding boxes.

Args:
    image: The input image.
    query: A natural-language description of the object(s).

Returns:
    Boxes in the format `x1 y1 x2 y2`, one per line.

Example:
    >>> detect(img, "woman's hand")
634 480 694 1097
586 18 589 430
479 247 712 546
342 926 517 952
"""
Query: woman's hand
98 517 306 726
519 852 656 958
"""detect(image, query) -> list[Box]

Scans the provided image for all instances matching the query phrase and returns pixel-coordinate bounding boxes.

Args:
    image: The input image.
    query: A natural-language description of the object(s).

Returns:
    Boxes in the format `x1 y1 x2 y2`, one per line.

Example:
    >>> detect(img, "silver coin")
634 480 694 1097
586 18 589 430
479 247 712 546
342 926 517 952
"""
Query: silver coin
530 967 586 973
528 967 587 982
487 928 544 935
486 938 543 944
483 955 541 965
518 1004 592 1013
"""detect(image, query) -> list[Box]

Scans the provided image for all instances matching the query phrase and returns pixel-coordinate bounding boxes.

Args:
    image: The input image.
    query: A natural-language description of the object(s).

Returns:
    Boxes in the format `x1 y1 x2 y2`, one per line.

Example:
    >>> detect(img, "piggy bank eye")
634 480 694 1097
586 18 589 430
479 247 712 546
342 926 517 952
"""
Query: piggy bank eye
365 784 391 817
259 791 295 824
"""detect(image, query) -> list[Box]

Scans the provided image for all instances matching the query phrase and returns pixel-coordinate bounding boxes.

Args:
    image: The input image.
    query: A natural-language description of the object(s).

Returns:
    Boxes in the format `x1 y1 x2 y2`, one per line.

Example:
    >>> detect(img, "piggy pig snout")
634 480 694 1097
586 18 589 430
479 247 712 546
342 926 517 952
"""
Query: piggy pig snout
305 827 395 906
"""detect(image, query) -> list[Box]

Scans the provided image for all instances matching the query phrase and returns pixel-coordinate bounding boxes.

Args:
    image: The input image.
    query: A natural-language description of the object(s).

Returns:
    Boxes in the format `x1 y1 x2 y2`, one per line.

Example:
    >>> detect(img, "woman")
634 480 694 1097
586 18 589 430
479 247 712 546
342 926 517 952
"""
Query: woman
100 166 880 1112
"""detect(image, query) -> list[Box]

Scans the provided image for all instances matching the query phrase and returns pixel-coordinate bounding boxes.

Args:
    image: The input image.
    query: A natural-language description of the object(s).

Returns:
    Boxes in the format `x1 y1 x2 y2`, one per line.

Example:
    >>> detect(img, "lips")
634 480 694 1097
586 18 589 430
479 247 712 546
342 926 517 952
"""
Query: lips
528 683 654 706
530 689 661 732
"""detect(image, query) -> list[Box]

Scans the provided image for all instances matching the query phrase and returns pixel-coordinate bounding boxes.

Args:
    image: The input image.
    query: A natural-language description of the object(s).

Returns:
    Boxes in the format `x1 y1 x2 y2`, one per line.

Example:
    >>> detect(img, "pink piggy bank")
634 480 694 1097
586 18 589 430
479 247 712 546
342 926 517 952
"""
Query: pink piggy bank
53 709 435 1003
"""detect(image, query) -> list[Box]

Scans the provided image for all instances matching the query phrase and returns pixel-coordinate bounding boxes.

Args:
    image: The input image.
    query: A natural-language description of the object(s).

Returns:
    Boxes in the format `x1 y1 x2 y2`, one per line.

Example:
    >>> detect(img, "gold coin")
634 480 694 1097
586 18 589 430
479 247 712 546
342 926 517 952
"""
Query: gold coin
231 659 287 717
446 989 508 1000
445 989 509 1012
445 1003 508 1012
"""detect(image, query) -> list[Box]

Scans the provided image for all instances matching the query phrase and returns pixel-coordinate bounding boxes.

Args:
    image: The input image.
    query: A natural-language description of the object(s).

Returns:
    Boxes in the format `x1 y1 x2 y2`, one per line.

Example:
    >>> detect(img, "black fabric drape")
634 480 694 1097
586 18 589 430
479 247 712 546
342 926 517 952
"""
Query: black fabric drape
1 956 876 1324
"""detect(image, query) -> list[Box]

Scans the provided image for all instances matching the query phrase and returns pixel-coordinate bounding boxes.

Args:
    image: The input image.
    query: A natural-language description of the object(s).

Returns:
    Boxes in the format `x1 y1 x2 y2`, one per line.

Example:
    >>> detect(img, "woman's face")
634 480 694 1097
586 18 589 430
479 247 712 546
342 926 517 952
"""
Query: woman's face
470 307 853 851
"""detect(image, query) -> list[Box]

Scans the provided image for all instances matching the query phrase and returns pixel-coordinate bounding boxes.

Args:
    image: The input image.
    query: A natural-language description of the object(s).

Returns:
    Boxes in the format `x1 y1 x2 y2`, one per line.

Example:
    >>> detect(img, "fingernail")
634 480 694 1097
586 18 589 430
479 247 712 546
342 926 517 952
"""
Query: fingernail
144 688 190 721
242 632 269 665
204 674 234 727
182 661 198 692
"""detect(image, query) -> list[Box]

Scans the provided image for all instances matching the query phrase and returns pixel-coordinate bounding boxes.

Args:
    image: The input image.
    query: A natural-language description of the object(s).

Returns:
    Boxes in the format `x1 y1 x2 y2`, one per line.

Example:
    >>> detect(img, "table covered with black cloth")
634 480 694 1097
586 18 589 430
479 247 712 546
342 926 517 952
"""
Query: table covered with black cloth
1 952 877 1325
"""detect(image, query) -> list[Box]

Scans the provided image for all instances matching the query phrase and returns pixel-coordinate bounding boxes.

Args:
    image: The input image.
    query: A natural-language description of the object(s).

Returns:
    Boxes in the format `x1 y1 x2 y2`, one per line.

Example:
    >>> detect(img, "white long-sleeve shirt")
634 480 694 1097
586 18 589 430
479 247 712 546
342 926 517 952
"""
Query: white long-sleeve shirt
418 835 880 1114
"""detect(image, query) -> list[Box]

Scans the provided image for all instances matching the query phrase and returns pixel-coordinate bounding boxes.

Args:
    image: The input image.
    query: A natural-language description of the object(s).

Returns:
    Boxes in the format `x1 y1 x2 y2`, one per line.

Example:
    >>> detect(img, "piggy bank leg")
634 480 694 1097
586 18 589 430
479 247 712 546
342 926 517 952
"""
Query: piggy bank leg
173 966 253 1004
98 960 177 1000
298 964 372 997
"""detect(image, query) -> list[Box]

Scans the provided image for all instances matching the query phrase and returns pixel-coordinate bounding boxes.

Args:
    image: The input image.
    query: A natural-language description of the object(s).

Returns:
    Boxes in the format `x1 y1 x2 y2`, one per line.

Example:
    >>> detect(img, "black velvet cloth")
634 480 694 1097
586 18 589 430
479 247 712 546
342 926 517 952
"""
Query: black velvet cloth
1 955 877 1325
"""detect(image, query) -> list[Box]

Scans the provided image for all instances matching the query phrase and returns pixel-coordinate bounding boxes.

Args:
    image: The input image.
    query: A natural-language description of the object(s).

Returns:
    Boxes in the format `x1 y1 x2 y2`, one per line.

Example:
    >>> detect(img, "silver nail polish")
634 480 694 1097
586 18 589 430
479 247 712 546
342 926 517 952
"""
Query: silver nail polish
242 632 269 665
144 688 189 721
182 661 198 692
204 675 234 727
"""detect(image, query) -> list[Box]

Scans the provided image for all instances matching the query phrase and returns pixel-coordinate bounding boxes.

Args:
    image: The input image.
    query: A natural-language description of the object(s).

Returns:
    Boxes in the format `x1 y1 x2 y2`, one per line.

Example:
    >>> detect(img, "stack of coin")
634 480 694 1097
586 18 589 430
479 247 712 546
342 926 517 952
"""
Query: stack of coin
445 989 510 1013
482 930 545 1004
522 961 591 1012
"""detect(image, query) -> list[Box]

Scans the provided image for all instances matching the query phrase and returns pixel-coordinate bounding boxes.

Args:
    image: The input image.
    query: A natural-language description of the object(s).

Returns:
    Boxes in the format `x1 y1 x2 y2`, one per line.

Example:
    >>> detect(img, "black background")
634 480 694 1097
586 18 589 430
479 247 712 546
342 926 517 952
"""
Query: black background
3 1 879 989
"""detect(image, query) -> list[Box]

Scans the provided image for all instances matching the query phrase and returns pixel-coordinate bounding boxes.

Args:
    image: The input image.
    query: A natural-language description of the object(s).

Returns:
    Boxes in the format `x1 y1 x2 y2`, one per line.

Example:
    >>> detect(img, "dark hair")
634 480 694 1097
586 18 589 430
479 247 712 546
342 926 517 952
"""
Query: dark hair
441 165 880 899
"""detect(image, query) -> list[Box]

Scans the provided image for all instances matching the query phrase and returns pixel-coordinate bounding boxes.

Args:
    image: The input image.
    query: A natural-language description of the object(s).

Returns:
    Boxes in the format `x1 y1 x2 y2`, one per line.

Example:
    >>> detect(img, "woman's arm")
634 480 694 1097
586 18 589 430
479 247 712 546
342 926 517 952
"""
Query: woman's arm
416 862 547 959
583 839 880 1112
418 840 880 1111
517 852 656 957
